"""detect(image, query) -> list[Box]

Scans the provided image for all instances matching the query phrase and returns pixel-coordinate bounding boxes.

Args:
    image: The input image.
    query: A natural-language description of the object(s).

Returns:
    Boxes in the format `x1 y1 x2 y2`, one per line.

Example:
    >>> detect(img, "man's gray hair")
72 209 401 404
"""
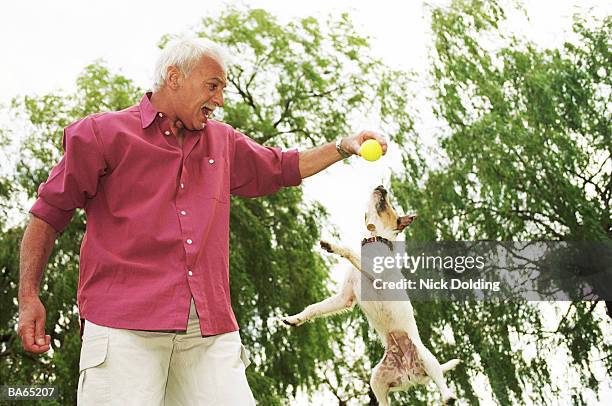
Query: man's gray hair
153 37 229 91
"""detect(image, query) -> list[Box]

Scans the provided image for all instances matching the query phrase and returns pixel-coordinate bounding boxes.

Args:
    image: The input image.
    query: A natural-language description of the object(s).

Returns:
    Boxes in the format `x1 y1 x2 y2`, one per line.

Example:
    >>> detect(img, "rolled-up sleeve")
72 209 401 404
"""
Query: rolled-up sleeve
230 129 301 198
29 117 107 233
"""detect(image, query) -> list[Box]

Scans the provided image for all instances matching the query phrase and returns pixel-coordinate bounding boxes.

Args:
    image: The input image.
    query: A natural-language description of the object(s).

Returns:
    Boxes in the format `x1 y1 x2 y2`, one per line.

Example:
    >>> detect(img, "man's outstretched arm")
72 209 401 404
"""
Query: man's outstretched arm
18 215 57 353
298 131 387 179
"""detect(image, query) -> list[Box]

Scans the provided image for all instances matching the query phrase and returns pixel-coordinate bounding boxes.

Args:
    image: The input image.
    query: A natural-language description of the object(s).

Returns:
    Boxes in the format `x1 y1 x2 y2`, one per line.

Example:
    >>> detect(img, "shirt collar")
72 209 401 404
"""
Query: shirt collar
139 92 158 129
139 92 208 134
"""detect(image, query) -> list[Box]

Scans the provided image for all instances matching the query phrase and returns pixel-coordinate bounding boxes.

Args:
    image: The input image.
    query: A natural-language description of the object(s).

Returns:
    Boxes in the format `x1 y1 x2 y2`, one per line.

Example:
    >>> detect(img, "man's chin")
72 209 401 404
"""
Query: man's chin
184 121 207 131
196 117 208 130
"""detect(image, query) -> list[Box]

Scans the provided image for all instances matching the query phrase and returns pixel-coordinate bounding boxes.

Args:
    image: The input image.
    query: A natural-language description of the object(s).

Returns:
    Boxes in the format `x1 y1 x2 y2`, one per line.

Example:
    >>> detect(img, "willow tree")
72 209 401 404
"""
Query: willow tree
0 8 414 405
388 1 611 405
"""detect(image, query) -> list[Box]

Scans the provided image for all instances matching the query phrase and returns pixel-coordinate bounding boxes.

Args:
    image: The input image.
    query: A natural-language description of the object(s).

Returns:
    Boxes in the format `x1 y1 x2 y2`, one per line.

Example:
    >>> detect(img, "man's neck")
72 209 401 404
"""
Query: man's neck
150 90 184 138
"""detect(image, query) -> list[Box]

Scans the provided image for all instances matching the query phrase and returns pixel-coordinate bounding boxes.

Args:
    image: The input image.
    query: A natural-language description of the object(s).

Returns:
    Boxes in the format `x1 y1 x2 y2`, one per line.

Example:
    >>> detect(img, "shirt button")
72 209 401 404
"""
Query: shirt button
180 210 186 215
164 130 170 136
158 112 163 117
188 270 193 276
186 239 193 244
208 159 214 164
180 183 185 189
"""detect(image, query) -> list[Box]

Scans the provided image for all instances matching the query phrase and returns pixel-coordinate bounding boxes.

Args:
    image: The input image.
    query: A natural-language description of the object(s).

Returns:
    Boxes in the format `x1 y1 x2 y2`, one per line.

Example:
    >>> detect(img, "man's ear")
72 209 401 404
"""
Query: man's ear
167 66 182 90
396 215 416 231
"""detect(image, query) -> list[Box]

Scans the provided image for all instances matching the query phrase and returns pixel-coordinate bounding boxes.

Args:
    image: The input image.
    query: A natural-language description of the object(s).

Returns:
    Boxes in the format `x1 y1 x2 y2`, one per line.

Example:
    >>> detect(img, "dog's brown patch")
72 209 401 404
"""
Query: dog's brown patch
372 331 426 391
320 241 332 253
386 331 425 379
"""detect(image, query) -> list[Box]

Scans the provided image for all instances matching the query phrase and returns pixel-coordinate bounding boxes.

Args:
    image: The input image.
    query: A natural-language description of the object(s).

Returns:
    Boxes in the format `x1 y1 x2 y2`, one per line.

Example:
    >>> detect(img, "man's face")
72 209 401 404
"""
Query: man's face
172 55 226 131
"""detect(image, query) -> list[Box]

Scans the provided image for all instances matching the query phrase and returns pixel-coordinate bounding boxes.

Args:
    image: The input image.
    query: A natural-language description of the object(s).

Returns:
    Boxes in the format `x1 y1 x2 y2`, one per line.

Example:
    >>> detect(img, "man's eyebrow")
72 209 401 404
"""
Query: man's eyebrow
210 77 227 87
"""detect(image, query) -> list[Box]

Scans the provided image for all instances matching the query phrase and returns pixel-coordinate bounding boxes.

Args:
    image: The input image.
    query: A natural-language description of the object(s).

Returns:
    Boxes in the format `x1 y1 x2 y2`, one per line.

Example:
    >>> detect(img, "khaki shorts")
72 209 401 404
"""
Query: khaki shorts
77 300 255 405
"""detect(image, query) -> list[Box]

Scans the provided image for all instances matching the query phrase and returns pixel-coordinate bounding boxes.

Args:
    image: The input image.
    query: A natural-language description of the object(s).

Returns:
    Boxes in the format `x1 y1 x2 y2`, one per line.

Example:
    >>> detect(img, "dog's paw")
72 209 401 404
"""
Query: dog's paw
320 240 334 253
280 315 303 327
442 394 457 405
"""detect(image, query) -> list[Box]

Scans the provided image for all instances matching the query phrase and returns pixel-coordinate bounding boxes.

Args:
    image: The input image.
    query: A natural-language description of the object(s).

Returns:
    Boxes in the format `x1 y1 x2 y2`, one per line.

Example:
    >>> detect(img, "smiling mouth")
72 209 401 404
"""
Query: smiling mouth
201 106 214 118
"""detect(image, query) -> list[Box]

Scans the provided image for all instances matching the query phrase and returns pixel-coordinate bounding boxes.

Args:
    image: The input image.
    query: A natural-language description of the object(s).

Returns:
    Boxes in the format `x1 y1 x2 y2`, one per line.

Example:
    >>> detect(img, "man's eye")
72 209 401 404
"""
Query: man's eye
208 84 217 91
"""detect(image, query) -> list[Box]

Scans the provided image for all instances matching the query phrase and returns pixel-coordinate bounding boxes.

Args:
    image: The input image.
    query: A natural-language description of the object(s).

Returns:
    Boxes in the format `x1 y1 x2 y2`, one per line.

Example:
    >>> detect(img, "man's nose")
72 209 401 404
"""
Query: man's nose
213 91 224 108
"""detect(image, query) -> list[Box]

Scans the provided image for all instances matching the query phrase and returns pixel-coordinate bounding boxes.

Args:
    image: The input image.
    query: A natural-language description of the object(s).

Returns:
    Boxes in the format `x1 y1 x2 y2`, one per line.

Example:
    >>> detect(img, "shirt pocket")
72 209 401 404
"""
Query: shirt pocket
200 156 229 203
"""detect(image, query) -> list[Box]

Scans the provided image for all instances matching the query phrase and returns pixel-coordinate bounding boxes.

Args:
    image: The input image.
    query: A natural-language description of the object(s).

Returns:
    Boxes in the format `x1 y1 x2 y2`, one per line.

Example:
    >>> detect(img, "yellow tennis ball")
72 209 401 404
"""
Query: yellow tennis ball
359 139 383 161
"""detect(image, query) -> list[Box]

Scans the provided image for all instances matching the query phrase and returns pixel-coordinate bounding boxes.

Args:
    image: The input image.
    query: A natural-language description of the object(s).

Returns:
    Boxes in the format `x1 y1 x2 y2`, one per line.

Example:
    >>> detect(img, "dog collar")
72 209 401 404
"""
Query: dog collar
361 236 394 251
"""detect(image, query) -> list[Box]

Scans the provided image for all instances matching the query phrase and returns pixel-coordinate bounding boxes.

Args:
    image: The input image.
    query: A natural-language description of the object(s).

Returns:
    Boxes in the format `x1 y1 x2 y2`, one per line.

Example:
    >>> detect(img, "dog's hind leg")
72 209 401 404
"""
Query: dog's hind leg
370 361 391 406
281 271 356 327
441 359 461 373
413 344 456 404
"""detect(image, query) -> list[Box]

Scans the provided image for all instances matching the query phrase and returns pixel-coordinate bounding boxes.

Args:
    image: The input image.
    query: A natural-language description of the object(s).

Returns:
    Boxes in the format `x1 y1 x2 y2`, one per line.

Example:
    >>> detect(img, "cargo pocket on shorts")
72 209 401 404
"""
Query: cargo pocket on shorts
240 344 252 369
78 333 110 404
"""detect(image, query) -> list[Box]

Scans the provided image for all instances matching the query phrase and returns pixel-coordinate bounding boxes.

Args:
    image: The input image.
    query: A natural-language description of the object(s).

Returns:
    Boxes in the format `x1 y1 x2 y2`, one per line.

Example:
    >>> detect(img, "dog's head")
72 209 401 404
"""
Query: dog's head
365 185 415 240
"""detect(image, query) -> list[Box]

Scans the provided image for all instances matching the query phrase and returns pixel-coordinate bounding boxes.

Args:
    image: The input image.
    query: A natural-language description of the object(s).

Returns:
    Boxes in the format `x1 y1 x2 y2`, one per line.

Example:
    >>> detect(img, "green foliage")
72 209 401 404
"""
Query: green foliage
184 8 416 150
389 1 611 404
0 63 141 405
1 7 415 405
4 3 608 405
398 1 610 243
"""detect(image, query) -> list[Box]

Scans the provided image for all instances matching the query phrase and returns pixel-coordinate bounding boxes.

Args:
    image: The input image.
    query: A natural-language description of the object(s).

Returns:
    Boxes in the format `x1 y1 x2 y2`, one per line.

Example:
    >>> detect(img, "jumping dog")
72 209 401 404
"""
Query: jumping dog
282 185 459 405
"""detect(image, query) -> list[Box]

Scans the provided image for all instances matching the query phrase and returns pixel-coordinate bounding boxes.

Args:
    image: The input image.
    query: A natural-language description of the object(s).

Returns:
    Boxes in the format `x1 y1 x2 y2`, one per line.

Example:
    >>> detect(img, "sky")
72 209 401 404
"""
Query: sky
1 0 611 404
2 0 609 247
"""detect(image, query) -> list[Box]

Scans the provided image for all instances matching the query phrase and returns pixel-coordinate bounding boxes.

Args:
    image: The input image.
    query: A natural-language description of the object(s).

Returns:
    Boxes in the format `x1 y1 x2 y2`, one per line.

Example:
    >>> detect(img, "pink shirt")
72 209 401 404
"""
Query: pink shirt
30 93 301 335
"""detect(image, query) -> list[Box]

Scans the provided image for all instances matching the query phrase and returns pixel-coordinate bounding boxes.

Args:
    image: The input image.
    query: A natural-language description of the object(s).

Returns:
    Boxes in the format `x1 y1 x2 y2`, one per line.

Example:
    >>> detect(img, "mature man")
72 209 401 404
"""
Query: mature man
18 38 386 405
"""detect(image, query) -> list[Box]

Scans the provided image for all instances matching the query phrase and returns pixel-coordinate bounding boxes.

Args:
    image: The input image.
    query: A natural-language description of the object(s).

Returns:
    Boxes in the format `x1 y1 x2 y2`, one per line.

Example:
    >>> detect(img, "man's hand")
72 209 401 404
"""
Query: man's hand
298 130 388 178
341 130 388 156
18 216 57 354
18 296 51 354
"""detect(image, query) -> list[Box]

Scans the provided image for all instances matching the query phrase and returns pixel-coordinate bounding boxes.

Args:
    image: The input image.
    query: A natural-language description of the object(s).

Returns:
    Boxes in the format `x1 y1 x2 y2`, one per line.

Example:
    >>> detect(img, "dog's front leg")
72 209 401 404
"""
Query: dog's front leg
281 294 354 327
320 240 381 284
320 240 361 271
281 273 356 327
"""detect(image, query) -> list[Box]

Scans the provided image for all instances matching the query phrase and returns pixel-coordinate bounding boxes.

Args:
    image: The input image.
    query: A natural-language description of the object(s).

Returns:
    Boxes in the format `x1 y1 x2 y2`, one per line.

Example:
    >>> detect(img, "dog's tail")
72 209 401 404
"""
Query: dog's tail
441 359 461 373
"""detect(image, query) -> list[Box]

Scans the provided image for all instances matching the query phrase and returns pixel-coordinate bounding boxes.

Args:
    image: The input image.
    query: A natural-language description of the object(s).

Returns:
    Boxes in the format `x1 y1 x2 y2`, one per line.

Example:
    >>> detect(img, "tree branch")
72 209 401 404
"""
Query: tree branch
228 75 265 124
322 372 348 406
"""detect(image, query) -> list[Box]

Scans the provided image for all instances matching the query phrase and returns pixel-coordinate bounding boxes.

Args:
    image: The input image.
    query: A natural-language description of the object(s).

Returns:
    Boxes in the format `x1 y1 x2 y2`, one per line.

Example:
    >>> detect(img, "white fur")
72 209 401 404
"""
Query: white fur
281 187 459 405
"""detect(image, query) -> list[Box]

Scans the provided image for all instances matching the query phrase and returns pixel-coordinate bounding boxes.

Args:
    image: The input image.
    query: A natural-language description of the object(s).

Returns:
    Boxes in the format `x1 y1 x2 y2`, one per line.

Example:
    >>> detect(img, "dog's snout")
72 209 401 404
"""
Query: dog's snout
374 185 387 197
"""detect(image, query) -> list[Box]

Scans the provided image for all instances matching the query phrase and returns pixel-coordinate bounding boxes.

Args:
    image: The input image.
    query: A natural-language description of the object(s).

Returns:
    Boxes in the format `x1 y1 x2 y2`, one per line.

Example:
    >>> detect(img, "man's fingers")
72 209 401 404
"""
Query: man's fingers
365 133 387 152
358 131 388 154
19 327 49 353
34 318 46 346
346 139 361 155
19 325 36 348
29 344 50 354
18 299 50 353
370 134 388 154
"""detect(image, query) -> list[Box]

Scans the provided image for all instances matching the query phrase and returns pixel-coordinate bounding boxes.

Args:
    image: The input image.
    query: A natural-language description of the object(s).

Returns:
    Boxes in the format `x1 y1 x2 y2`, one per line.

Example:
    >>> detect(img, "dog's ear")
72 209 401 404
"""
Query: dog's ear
396 215 416 231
